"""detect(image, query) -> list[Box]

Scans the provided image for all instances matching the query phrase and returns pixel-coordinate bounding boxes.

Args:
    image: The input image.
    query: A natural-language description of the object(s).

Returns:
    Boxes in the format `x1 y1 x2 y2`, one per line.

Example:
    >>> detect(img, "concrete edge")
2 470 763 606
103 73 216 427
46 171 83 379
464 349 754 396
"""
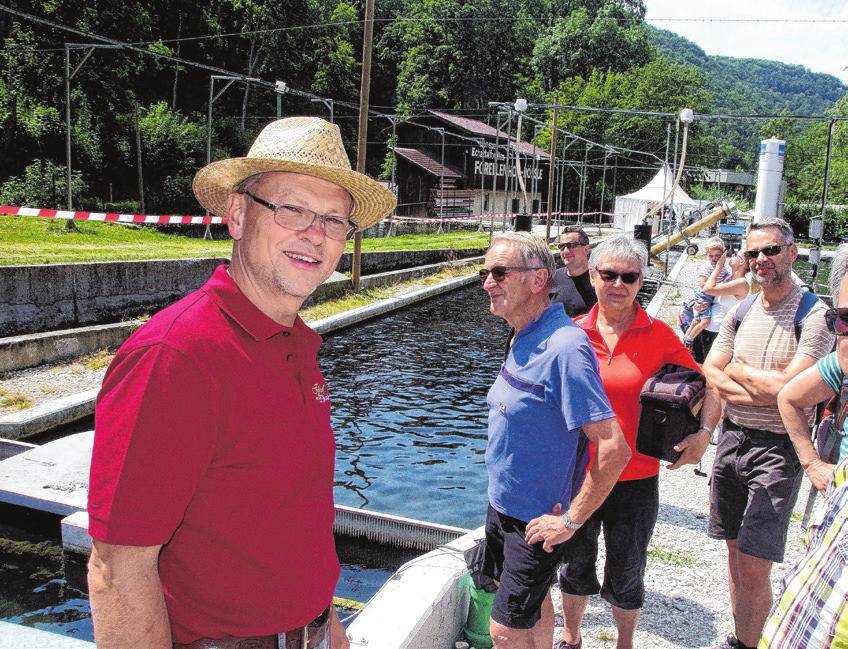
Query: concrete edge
0 438 37 460
0 621 95 648
309 273 480 336
646 251 690 319
0 389 98 441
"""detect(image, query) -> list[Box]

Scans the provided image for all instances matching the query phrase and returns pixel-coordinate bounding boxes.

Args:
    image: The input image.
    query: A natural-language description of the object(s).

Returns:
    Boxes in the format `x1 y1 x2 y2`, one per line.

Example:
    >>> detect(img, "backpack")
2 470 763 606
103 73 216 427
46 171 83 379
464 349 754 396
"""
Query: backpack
636 363 707 463
732 288 821 342
801 373 848 528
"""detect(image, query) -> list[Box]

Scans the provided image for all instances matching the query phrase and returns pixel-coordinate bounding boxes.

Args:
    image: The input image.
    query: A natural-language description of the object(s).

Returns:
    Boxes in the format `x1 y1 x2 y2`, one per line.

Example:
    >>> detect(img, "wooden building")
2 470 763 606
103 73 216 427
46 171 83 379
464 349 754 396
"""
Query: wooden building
390 110 550 220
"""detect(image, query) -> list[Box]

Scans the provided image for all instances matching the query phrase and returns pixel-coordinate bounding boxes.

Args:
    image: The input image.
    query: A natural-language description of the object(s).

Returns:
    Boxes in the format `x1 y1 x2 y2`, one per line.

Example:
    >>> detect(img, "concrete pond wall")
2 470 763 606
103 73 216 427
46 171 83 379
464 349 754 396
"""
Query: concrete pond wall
0 248 485 339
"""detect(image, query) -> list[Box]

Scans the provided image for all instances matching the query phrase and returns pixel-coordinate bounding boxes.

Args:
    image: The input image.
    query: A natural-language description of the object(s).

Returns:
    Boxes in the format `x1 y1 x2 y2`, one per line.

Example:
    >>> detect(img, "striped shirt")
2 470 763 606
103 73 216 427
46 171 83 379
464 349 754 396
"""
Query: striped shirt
699 260 732 285
712 286 834 433
759 458 848 648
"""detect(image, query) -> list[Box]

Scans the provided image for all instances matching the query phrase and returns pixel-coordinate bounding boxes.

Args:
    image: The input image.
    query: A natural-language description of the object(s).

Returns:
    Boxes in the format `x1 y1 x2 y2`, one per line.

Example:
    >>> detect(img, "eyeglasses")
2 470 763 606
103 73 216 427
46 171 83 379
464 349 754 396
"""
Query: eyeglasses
244 192 358 241
825 308 848 336
479 266 543 283
595 268 641 284
743 244 786 260
558 242 587 251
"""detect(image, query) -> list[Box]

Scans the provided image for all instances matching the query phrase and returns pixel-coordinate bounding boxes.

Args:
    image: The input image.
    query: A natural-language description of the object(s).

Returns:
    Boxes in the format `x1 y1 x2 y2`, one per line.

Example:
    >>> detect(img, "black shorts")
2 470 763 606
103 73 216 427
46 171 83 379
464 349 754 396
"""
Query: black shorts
692 329 718 365
708 420 804 562
483 504 565 630
558 475 659 610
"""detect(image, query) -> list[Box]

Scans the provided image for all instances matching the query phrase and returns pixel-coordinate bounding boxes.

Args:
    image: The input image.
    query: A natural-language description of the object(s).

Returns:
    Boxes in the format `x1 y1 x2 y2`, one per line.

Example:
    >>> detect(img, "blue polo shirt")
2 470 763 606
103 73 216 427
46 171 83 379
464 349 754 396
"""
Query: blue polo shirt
486 304 614 523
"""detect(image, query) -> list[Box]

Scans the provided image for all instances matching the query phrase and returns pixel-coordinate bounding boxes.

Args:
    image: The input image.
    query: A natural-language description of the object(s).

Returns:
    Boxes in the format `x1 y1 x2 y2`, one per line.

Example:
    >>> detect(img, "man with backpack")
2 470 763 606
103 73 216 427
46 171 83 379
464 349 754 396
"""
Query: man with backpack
703 217 835 649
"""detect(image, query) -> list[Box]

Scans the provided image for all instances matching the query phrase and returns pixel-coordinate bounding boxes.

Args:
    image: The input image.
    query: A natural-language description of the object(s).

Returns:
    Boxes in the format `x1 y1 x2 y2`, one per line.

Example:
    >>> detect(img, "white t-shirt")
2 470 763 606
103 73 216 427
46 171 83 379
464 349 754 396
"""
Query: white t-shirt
705 294 739 333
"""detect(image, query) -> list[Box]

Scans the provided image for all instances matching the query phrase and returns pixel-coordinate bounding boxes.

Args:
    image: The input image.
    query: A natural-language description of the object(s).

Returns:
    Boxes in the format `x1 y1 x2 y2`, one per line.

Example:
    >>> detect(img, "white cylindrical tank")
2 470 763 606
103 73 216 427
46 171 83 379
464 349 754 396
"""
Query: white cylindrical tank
754 137 786 222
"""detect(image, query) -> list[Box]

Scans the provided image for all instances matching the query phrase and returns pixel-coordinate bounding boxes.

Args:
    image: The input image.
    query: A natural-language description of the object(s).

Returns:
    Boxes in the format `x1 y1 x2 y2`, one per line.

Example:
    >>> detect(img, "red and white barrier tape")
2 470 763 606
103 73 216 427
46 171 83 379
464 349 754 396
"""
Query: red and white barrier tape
0 205 226 224
384 211 619 224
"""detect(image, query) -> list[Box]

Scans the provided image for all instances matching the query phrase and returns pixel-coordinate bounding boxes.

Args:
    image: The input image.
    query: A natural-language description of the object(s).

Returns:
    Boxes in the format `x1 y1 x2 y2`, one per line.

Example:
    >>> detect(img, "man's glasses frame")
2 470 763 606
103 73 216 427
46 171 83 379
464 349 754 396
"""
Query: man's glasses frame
594 268 641 285
825 308 848 336
558 242 588 251
479 266 544 283
742 244 787 260
244 192 358 241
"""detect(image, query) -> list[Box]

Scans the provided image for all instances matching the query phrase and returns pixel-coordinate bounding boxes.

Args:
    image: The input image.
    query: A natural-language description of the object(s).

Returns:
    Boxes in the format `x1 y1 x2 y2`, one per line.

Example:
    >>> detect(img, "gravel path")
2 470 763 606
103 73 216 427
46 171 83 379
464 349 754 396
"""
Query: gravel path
0 358 109 415
0 238 814 648
550 444 809 649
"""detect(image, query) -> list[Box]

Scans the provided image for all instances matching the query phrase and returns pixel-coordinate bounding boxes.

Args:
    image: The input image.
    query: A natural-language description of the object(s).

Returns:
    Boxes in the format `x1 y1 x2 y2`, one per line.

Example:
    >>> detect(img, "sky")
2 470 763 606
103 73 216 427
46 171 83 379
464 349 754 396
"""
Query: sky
643 0 848 86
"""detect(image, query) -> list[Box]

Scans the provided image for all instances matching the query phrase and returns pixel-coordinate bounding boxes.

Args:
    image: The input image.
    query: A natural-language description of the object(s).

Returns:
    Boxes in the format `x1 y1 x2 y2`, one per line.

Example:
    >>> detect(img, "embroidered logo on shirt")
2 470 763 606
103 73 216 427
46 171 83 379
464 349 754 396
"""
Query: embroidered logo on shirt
312 383 330 403
499 403 507 415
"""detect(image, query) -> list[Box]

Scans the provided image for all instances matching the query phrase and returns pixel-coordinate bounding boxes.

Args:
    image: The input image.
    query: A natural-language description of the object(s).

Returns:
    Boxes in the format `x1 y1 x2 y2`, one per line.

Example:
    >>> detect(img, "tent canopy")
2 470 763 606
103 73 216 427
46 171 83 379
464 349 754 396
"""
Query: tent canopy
613 164 700 232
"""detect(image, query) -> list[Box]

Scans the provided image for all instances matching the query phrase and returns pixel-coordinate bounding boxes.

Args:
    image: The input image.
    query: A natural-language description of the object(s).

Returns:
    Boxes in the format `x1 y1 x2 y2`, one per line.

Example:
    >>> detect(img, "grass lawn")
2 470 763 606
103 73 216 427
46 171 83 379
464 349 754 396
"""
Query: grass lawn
0 215 491 265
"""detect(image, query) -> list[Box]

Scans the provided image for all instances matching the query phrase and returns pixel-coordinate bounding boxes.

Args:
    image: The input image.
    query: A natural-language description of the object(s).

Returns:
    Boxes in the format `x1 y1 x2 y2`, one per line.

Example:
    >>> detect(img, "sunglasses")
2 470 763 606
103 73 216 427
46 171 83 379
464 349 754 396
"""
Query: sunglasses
479 266 543 283
595 268 641 284
825 308 848 336
743 244 786 260
558 242 587 251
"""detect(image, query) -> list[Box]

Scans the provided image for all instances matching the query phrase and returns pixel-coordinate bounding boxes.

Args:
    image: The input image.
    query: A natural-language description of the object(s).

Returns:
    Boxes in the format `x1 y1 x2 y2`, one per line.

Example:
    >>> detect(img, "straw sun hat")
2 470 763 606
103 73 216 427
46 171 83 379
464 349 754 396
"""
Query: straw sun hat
193 116 396 230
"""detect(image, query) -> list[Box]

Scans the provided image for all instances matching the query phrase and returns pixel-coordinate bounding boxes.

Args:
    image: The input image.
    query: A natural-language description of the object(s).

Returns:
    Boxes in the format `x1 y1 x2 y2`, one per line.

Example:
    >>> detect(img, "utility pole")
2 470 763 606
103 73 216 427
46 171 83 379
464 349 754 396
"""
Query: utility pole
545 97 559 243
134 101 145 214
352 0 375 292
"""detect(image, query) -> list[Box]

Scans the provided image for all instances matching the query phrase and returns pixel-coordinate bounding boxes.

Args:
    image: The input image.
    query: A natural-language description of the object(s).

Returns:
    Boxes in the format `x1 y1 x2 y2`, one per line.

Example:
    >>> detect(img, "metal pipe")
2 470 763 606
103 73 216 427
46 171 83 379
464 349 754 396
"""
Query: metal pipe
650 201 734 257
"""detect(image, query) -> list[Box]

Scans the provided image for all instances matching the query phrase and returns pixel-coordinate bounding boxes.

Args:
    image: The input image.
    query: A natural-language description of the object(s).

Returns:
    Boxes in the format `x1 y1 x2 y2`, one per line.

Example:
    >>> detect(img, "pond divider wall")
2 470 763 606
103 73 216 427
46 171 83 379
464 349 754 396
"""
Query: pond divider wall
0 248 485 339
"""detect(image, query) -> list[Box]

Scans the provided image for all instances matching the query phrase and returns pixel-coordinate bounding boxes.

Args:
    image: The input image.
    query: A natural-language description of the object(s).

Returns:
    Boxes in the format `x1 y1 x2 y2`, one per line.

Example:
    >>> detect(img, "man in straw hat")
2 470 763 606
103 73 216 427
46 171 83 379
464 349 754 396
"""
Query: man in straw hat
87 117 395 649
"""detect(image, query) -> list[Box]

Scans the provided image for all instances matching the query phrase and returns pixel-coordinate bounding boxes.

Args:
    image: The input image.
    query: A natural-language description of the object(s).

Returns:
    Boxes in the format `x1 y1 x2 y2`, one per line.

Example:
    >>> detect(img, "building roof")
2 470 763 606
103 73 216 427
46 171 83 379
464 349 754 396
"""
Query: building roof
420 110 546 158
428 110 544 157
394 147 465 179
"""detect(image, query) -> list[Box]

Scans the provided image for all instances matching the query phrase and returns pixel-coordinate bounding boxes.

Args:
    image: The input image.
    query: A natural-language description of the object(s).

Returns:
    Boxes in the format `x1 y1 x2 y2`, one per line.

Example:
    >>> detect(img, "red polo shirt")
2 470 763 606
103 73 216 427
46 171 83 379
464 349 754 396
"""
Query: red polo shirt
576 303 699 481
88 265 339 643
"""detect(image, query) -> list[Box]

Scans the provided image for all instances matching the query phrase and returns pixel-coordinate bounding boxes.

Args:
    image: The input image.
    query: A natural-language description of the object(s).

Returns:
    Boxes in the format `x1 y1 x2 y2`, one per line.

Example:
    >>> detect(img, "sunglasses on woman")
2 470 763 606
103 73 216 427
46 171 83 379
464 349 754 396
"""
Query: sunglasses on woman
595 269 641 284
478 266 543 283
825 308 848 336
742 244 786 260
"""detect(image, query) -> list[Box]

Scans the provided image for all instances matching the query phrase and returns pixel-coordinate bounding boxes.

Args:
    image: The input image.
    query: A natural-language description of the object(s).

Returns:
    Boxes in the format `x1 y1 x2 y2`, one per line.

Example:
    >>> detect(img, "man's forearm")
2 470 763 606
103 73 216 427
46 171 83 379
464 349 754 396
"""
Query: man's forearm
723 361 784 405
567 432 630 524
704 365 758 405
88 542 171 649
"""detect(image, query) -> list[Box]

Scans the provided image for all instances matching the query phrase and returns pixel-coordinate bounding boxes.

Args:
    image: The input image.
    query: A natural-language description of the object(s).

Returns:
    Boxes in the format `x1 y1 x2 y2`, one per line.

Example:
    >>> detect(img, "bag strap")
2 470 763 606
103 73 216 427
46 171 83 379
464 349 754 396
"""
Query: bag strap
794 289 821 342
836 372 848 430
734 288 820 343
732 294 759 334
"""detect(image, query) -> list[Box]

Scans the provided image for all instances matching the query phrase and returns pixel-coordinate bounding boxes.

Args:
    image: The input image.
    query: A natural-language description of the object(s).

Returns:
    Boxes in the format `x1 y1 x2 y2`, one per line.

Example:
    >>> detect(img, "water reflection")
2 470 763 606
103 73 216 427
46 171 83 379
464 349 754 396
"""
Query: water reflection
321 284 508 530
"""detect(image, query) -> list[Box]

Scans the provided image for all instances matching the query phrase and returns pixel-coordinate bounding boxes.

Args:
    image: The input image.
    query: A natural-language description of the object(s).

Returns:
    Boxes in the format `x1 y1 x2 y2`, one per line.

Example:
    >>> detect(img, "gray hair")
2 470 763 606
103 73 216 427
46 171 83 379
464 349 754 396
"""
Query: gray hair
748 217 794 245
560 226 590 246
589 235 649 276
830 242 848 300
490 231 556 288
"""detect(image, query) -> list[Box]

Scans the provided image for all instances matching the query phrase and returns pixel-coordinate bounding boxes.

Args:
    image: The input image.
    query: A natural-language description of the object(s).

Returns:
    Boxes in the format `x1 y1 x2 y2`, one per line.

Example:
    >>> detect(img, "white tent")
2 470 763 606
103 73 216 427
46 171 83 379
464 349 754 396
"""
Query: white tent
613 164 700 232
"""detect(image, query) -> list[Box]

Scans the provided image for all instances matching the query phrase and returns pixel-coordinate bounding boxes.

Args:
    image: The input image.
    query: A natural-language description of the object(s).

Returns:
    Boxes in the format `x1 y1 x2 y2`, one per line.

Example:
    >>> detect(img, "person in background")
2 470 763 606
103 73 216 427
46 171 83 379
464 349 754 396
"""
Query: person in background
758 457 848 649
683 238 732 350
757 242 848 648
556 235 720 649
778 242 848 491
551 226 597 318
480 231 631 649
689 249 750 365
87 117 396 649
702 217 834 649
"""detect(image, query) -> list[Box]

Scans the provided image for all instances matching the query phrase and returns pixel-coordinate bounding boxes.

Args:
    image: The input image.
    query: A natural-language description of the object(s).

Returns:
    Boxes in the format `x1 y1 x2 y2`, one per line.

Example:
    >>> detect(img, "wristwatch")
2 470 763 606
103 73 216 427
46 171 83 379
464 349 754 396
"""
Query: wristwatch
698 425 712 434
561 511 583 530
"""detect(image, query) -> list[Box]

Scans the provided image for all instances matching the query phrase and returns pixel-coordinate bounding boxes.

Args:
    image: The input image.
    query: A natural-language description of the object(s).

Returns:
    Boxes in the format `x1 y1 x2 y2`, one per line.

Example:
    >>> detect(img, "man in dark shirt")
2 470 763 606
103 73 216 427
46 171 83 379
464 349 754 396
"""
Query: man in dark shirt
550 226 597 318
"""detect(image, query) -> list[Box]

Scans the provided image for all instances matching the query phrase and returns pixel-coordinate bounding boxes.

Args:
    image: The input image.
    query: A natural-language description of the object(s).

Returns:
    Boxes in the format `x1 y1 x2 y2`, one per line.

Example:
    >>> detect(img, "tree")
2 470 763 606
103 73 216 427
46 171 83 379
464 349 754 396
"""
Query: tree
532 0 652 90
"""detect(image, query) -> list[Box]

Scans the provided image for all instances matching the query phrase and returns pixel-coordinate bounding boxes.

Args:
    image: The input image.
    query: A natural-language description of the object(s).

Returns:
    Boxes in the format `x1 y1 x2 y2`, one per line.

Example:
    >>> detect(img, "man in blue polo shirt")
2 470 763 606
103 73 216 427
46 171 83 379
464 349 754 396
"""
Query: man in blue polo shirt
480 231 631 649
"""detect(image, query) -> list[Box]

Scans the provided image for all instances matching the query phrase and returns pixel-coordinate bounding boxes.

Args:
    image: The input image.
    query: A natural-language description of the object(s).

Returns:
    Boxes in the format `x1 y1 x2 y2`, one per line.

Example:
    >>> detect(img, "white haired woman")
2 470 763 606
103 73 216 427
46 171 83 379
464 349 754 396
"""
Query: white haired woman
556 235 721 649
